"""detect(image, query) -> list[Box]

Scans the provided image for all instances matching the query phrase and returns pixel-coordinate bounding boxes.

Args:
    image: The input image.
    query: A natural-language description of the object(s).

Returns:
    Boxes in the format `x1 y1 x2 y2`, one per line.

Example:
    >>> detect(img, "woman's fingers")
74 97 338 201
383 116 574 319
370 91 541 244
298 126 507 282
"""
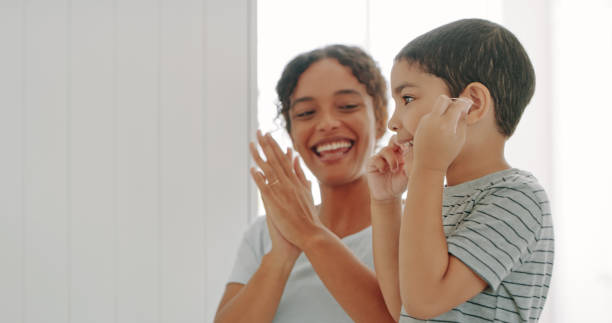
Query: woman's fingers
250 167 269 192
263 132 294 178
249 141 278 184
293 156 311 191
256 131 290 182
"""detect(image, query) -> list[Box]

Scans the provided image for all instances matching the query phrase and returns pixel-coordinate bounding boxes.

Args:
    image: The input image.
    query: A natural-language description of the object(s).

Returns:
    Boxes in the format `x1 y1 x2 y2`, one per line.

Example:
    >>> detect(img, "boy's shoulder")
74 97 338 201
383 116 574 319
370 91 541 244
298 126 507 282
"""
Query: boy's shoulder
446 168 546 199
444 168 550 223
484 169 546 198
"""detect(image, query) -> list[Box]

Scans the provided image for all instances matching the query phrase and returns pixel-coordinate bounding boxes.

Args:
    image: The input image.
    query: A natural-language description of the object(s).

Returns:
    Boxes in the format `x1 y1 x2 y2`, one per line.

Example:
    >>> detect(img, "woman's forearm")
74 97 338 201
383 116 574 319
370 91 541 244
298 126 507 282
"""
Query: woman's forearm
371 198 403 321
302 229 397 323
214 252 294 323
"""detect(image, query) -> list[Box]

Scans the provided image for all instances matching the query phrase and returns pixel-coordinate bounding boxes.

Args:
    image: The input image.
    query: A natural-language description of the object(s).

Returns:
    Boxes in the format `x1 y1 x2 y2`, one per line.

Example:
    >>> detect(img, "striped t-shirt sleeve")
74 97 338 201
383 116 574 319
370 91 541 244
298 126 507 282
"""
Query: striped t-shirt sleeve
446 186 543 290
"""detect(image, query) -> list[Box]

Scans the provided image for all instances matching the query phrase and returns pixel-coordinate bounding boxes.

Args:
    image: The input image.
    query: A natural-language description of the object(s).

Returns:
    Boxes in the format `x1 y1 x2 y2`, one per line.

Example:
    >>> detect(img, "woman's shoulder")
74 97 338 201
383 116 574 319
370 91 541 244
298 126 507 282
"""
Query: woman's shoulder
240 215 271 256
246 215 268 234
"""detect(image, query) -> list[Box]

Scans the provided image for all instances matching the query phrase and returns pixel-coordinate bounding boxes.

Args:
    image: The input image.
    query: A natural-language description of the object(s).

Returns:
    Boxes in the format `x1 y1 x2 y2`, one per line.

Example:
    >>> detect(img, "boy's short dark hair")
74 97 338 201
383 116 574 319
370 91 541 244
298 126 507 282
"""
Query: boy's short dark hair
395 18 535 137
276 44 388 135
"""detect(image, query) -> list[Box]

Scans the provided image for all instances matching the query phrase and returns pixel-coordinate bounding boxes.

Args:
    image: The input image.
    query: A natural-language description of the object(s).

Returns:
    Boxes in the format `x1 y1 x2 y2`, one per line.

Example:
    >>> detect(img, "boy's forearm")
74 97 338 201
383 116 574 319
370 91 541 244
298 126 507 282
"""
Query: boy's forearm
303 229 396 323
399 167 449 310
371 198 403 320
214 253 293 323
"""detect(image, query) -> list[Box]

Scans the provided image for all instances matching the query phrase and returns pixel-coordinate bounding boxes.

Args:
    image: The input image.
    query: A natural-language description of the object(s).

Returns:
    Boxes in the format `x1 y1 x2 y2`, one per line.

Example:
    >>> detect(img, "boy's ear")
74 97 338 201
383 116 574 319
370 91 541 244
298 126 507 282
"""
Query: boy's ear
461 82 492 125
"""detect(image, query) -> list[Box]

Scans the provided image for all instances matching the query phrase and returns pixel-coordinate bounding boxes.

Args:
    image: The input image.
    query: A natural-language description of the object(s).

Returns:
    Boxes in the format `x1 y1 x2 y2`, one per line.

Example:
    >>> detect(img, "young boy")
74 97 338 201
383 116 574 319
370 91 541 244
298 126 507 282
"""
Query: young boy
367 19 553 322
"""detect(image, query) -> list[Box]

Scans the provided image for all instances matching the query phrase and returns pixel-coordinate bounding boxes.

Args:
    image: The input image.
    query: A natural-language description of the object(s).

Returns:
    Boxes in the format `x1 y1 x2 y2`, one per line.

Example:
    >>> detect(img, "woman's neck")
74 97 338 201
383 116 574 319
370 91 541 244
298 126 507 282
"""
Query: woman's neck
318 176 372 238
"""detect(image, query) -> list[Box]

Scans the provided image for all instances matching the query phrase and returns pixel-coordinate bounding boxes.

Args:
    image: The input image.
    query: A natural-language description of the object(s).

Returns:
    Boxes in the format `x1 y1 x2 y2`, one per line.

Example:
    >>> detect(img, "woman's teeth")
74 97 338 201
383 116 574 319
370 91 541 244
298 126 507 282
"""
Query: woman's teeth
316 141 353 154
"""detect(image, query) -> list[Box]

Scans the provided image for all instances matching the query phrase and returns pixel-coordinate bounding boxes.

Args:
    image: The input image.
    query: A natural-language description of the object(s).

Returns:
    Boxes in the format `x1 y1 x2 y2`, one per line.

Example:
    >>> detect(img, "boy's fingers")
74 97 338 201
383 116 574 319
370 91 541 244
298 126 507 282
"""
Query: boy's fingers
444 98 473 132
455 110 469 135
433 94 452 116
379 147 401 172
366 155 389 173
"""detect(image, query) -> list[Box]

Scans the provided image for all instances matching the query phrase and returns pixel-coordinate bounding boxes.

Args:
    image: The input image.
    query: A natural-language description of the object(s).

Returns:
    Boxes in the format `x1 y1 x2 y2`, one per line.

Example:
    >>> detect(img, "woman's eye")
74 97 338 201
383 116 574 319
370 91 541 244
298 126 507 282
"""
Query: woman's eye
340 104 359 110
402 96 414 105
295 110 314 118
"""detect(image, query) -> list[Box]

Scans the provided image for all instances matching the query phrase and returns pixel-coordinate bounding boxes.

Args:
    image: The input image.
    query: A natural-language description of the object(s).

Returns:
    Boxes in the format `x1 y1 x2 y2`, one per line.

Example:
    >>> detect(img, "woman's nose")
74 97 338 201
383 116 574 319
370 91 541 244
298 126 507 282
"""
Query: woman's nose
317 111 341 132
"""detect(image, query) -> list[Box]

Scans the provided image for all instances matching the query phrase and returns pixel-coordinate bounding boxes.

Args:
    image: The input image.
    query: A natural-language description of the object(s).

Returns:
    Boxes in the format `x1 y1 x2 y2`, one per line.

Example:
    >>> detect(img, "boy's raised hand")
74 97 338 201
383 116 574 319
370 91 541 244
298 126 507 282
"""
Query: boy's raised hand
366 135 410 201
412 95 472 174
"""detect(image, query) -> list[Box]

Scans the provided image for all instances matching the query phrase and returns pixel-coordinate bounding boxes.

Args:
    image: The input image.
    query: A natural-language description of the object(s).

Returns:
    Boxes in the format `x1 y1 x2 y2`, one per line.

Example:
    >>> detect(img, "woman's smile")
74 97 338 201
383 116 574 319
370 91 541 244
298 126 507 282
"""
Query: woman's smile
312 138 355 163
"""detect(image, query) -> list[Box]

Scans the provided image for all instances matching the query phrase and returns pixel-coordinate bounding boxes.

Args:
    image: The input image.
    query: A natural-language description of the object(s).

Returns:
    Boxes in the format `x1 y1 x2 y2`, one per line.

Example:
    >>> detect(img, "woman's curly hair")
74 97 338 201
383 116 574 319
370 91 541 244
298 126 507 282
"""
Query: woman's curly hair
275 44 388 136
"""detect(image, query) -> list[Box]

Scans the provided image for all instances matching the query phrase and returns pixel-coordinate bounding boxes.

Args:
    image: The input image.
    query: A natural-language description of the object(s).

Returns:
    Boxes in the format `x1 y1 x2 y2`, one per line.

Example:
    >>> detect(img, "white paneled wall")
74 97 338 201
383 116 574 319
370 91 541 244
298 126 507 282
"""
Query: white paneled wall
0 0 255 322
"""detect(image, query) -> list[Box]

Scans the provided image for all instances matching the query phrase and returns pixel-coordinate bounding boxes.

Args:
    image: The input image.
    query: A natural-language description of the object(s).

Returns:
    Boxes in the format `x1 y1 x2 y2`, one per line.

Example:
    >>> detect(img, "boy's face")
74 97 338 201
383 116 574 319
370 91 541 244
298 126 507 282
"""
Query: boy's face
388 59 451 146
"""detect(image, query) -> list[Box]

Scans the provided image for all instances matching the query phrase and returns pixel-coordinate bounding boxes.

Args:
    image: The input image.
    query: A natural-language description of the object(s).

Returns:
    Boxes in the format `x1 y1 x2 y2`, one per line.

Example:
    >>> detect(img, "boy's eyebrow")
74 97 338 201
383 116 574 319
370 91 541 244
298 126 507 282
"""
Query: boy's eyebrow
394 83 418 95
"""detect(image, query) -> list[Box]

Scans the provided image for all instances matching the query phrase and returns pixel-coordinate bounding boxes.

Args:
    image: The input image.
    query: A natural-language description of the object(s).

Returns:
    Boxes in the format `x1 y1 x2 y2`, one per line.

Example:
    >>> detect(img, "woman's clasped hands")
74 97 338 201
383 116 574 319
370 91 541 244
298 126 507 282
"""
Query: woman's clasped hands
249 130 323 262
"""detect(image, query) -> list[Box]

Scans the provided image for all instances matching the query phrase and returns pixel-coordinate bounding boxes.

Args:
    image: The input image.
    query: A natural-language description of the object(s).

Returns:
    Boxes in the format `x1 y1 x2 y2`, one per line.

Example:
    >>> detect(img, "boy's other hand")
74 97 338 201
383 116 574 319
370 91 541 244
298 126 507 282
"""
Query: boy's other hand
366 135 410 201
412 95 472 174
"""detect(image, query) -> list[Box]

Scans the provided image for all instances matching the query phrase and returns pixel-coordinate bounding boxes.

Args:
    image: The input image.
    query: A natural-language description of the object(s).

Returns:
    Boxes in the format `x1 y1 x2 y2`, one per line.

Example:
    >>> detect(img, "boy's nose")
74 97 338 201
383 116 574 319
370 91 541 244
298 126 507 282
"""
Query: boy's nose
388 111 401 132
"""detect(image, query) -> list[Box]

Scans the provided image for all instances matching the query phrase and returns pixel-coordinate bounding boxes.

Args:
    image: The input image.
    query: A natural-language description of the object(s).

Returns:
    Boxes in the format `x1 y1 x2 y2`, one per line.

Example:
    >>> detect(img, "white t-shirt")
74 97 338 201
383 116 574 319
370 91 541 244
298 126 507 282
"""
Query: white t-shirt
228 216 374 323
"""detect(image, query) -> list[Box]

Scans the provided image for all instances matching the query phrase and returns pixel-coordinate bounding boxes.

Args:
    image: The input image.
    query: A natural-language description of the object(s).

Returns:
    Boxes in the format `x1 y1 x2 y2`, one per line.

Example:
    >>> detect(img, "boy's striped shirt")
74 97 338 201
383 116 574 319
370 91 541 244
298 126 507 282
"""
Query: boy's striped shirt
400 168 554 323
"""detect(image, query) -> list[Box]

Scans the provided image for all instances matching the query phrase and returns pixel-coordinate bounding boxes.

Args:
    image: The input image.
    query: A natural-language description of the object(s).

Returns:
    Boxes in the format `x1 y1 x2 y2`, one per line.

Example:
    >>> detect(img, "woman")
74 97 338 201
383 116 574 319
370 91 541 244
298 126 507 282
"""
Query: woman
214 45 395 323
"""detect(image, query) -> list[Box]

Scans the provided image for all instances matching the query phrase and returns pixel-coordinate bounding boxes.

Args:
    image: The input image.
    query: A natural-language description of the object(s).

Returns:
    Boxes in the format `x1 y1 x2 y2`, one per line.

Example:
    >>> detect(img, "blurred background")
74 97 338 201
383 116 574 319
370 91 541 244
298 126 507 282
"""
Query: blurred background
1 0 610 322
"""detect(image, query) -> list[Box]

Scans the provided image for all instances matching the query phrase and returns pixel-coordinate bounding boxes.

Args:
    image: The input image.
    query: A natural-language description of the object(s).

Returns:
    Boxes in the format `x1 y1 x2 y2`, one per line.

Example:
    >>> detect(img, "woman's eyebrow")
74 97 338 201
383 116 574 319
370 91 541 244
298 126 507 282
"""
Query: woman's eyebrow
290 96 314 108
291 89 362 108
334 89 362 97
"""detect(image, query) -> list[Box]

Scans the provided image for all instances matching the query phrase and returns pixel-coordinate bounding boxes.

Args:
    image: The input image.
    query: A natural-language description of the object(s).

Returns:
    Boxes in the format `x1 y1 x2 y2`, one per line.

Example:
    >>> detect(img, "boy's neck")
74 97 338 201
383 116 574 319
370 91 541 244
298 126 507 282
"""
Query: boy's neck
317 176 372 238
445 137 511 187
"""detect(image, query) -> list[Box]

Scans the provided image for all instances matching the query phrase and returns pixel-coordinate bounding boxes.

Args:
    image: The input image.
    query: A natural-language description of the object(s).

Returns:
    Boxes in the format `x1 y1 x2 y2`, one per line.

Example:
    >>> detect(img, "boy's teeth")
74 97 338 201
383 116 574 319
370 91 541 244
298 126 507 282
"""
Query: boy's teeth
401 140 413 149
316 141 352 153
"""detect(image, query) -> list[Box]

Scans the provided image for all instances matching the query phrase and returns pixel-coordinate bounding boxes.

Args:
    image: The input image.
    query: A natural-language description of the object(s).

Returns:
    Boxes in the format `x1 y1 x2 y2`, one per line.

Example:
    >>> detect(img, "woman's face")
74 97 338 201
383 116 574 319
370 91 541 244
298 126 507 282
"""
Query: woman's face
289 58 379 186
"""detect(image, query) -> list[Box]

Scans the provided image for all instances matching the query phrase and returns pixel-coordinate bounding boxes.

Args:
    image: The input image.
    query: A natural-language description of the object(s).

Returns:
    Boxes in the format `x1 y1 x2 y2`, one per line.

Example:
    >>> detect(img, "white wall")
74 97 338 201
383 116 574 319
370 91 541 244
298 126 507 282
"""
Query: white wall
0 0 255 322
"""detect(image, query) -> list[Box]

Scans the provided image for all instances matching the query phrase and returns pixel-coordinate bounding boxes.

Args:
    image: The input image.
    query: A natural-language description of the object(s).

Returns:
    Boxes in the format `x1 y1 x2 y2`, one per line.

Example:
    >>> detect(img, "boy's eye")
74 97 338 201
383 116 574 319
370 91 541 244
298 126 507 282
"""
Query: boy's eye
402 96 414 105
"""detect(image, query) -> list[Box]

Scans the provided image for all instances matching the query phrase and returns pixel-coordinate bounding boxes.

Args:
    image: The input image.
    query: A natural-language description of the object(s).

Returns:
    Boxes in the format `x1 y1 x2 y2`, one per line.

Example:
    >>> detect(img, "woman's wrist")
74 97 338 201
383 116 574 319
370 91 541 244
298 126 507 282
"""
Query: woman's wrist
300 224 334 255
263 250 299 273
